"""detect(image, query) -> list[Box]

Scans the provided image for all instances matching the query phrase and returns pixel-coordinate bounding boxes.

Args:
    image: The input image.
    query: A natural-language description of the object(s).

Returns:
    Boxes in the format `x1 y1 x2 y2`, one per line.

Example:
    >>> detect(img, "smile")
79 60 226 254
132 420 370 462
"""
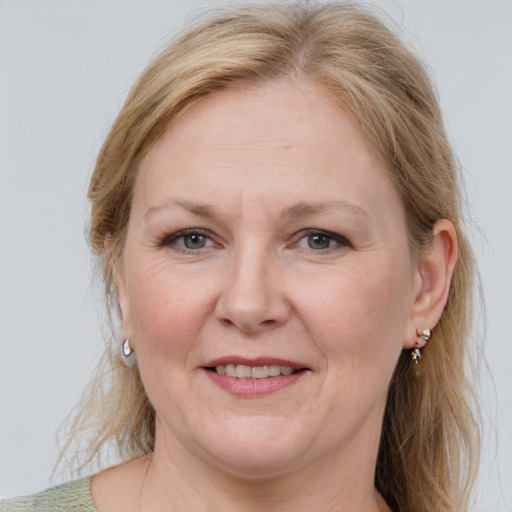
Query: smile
202 358 309 396
212 364 298 379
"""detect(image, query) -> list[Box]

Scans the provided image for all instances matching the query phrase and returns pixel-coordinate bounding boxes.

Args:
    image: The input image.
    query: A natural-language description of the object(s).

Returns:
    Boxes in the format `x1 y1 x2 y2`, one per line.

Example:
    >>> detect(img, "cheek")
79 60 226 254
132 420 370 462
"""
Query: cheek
124 256 218 419
125 255 215 363
296 255 412 370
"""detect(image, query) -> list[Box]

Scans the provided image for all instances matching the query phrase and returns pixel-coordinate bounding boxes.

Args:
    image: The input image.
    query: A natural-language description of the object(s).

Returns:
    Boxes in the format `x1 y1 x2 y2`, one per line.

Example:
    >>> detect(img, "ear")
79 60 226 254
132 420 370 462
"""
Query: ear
105 235 132 340
403 219 458 349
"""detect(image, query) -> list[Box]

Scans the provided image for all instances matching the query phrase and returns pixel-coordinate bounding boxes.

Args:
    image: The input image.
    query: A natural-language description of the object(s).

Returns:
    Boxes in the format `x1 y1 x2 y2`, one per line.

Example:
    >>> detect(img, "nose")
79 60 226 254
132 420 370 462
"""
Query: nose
214 245 291 334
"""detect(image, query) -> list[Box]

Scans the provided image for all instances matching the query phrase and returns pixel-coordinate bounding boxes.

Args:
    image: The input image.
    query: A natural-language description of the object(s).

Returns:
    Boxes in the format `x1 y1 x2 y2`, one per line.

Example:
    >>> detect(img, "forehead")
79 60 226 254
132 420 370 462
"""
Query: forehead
134 81 403 224
158 82 376 163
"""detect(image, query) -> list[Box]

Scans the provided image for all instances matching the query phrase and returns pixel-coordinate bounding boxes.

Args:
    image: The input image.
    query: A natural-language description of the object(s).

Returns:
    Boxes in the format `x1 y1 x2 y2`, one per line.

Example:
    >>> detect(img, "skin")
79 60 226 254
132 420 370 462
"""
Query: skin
91 81 457 512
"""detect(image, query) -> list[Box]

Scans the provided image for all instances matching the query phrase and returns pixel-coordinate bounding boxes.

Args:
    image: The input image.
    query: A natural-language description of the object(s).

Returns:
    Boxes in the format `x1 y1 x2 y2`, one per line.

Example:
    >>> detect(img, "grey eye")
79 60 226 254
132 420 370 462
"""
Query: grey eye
307 234 332 249
183 234 207 249
160 229 216 251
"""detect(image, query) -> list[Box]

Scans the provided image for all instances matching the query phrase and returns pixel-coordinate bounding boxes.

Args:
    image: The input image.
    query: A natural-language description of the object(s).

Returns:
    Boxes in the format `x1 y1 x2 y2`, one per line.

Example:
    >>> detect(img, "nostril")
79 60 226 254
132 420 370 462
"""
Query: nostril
214 278 291 332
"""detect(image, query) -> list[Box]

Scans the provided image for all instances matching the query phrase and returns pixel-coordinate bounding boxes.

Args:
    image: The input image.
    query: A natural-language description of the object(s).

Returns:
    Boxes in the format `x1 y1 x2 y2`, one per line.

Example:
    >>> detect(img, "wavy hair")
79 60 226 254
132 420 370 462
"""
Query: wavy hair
61 3 480 511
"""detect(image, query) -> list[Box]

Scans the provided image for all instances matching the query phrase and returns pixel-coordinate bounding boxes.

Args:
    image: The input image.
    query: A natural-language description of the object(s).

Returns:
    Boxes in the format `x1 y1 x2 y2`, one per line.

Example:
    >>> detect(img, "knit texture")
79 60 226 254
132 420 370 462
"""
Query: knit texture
0 478 96 512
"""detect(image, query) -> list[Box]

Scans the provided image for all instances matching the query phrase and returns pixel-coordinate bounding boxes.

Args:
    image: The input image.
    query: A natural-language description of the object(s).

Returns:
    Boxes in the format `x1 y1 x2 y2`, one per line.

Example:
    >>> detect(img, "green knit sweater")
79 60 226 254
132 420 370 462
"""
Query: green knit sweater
0 478 96 512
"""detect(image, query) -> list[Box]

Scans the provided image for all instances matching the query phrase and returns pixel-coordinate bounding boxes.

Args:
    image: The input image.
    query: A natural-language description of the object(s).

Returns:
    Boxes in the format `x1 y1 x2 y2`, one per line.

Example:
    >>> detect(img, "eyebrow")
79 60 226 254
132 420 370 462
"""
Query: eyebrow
145 199 216 219
144 198 370 220
281 201 370 219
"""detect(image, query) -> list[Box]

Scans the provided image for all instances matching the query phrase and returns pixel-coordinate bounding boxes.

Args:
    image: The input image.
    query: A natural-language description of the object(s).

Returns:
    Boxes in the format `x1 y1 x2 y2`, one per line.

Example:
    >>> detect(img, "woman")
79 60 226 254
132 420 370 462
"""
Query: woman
1 2 480 511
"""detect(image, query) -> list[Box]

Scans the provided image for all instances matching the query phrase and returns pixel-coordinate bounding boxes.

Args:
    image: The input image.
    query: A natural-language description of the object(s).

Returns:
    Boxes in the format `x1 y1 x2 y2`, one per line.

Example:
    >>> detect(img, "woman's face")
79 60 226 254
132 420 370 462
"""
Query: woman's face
118 82 422 477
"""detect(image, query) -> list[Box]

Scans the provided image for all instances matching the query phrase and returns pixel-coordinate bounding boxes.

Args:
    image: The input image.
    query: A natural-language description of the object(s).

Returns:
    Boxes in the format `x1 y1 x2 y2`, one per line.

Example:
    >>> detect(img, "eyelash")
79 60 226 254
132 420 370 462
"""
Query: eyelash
292 229 352 252
159 228 352 253
159 229 216 252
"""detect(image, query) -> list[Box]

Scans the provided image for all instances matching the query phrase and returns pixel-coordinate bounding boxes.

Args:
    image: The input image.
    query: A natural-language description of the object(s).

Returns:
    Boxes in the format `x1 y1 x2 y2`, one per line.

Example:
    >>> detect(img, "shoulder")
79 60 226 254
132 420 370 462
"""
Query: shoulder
0 478 96 512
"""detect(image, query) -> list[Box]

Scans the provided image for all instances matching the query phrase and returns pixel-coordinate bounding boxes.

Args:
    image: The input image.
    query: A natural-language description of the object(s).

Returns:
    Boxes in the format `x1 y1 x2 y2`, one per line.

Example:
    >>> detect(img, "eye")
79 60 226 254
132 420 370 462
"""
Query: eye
160 229 215 251
182 233 208 249
293 230 351 251
306 233 334 250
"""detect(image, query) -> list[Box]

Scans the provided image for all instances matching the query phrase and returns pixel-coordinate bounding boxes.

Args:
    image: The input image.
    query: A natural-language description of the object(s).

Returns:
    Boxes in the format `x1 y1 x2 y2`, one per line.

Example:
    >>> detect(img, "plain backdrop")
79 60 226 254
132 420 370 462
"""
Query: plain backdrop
0 0 510 509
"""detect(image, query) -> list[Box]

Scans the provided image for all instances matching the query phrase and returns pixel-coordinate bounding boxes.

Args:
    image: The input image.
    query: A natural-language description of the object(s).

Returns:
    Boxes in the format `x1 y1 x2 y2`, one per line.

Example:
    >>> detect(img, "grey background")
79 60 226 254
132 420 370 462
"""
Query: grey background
0 0 510 510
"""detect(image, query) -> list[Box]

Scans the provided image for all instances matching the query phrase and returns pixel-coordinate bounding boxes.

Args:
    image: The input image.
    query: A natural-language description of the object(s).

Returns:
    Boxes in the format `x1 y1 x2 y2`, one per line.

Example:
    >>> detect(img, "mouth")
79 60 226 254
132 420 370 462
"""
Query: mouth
202 358 310 396
205 364 306 379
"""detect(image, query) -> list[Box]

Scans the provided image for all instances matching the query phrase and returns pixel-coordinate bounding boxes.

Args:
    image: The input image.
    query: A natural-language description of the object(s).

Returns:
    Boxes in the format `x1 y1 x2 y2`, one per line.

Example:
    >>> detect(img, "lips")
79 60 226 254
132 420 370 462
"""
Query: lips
202 357 310 396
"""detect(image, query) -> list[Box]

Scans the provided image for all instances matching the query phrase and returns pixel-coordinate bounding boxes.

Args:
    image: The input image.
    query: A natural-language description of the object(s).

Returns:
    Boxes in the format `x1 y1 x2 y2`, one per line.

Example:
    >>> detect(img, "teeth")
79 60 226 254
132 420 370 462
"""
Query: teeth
251 365 269 379
236 365 251 379
269 365 281 376
225 364 236 377
280 366 293 376
214 364 298 379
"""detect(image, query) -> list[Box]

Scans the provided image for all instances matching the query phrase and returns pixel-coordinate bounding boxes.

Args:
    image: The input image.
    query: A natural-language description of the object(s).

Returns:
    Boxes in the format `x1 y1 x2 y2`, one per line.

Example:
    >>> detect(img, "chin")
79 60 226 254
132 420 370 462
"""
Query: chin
193 416 314 478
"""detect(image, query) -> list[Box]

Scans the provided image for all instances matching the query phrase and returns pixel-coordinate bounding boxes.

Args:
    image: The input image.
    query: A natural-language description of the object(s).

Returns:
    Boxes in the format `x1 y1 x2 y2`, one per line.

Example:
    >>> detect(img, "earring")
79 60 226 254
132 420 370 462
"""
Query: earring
123 337 132 357
411 328 430 364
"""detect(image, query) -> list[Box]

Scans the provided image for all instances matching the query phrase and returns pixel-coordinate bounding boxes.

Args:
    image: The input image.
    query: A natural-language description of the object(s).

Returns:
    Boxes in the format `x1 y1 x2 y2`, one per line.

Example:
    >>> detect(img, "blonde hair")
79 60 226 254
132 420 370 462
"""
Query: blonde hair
66 2 480 511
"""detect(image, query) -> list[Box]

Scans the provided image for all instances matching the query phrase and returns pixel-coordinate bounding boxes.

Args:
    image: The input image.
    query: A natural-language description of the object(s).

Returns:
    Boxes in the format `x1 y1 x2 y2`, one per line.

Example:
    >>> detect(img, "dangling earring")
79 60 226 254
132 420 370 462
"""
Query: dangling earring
411 328 430 364
123 337 132 357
